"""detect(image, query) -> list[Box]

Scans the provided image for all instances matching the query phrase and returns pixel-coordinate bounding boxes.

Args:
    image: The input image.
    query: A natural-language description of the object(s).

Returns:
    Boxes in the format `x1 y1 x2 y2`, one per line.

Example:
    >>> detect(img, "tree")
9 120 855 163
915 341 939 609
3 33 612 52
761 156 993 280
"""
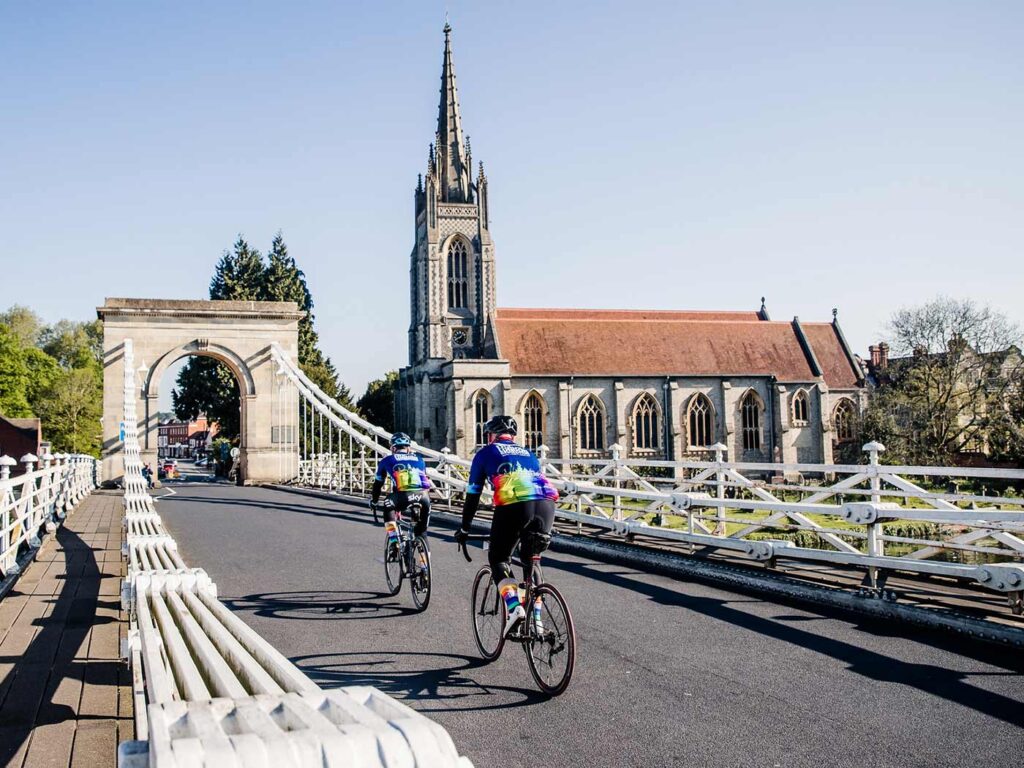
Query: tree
39 319 103 369
0 305 44 348
861 297 1023 465
1 308 104 457
0 325 31 418
36 367 103 455
210 235 265 300
172 357 241 438
358 372 397 431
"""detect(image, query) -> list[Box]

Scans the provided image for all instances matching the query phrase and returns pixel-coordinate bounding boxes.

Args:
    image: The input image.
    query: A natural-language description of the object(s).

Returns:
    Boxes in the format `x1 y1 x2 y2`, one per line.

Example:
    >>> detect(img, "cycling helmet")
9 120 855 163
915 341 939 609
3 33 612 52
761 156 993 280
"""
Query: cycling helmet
390 432 412 450
483 414 518 436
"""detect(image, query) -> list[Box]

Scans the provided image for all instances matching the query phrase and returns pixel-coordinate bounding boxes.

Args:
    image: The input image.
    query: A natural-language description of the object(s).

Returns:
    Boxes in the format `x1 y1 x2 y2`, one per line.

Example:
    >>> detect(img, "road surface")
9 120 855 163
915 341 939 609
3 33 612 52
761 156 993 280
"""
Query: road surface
156 484 1024 768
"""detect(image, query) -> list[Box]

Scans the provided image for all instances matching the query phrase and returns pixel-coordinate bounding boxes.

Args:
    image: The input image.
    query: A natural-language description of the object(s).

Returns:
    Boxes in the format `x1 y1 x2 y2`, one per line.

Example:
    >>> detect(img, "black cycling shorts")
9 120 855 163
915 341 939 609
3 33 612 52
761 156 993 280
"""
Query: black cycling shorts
488 498 555 580
384 491 431 536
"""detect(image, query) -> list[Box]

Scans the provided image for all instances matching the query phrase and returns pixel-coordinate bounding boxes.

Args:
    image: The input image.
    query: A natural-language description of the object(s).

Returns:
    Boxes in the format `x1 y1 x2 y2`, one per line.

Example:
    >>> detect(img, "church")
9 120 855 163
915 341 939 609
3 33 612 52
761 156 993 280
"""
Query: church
395 25 866 465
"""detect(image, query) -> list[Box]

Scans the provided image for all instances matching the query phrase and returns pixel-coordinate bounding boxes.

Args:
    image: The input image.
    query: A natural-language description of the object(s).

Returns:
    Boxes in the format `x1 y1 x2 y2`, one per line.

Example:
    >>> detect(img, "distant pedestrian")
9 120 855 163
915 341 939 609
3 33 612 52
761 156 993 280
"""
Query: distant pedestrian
142 463 153 488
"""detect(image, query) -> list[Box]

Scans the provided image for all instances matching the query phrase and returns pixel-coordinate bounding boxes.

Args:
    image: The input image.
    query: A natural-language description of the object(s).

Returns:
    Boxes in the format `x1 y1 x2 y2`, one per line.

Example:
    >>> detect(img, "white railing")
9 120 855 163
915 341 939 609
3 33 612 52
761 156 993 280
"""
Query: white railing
0 451 97 579
118 338 473 768
270 344 1024 608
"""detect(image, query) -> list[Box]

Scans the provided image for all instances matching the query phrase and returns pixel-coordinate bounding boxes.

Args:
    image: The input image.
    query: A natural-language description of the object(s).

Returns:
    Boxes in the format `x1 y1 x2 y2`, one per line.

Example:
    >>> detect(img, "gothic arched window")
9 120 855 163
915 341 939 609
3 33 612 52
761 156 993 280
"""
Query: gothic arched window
687 394 715 448
522 392 545 451
576 395 605 453
472 390 491 446
447 240 469 309
740 391 762 451
833 399 856 443
792 390 809 425
632 393 660 451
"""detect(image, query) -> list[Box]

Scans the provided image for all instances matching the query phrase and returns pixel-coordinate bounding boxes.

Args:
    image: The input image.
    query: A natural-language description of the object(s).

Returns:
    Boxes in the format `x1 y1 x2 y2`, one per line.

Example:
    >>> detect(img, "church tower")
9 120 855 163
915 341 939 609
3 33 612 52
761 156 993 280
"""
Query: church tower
408 23 496 365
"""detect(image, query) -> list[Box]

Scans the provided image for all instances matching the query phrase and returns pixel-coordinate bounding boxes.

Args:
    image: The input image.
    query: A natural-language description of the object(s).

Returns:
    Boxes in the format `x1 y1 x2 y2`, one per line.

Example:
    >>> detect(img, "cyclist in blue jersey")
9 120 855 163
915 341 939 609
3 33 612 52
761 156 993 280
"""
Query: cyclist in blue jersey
454 415 559 636
370 433 433 550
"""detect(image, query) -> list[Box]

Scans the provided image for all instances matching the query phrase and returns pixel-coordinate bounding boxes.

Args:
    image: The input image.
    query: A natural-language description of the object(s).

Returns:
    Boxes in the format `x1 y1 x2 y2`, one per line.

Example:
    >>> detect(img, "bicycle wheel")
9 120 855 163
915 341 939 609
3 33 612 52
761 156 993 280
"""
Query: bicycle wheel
384 537 403 595
409 536 431 611
525 583 576 696
470 567 505 661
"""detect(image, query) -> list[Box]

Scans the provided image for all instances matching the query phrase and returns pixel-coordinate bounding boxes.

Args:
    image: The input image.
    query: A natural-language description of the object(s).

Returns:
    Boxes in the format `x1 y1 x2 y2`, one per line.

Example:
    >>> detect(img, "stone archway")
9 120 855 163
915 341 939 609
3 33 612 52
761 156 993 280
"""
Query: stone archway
98 298 303 484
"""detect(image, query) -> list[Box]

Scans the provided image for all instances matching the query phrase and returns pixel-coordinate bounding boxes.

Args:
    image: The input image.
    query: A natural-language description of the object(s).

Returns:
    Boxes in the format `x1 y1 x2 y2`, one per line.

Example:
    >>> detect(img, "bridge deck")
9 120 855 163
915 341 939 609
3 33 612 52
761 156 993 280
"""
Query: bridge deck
156 484 1023 768
0 491 132 768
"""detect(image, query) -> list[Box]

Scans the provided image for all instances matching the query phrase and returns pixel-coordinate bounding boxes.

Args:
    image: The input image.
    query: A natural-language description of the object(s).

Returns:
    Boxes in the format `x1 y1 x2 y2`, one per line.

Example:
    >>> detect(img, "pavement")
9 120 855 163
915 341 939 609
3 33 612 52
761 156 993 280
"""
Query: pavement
0 491 132 768
156 484 1024 768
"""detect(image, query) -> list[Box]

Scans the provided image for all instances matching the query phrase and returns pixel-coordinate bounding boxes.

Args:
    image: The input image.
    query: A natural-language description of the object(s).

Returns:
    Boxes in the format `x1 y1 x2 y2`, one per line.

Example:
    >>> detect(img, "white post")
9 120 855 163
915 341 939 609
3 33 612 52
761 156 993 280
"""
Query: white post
440 448 453 504
21 453 38 474
0 455 15 481
712 442 727 536
864 440 886 589
610 443 623 523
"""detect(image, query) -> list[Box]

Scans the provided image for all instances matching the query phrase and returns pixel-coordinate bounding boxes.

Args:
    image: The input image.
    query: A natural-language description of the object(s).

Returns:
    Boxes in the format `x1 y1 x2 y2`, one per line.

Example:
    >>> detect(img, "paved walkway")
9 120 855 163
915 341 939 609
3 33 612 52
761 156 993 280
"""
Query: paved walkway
0 491 131 768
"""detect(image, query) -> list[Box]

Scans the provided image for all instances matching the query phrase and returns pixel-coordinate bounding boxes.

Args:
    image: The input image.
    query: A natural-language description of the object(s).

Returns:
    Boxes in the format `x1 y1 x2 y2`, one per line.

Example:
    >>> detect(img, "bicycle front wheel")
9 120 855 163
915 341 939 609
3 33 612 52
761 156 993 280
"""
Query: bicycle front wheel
525 583 576 696
409 536 431 611
470 567 505 661
384 538 403 595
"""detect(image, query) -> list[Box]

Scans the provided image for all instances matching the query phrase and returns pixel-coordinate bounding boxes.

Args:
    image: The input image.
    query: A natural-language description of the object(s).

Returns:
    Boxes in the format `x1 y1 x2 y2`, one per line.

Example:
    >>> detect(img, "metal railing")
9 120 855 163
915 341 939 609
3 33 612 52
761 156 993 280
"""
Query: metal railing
271 344 1024 610
0 451 97 579
118 339 473 767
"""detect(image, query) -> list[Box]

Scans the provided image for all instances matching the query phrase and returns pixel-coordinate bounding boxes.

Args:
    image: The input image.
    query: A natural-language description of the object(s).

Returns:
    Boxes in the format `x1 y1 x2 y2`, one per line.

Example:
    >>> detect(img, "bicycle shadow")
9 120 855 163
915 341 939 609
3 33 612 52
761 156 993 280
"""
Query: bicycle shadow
292 650 551 712
222 589 421 621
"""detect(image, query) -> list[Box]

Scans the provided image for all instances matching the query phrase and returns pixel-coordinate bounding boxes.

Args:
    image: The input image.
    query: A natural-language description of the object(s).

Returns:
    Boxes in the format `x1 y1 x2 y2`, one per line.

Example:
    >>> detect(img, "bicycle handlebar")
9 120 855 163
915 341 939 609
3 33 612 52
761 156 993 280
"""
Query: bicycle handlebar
456 533 489 563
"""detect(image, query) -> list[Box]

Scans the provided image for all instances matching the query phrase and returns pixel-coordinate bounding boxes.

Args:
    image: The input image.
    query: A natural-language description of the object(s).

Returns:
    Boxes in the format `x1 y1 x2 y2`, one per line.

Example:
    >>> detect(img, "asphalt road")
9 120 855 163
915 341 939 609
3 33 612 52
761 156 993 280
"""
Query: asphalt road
155 484 1024 768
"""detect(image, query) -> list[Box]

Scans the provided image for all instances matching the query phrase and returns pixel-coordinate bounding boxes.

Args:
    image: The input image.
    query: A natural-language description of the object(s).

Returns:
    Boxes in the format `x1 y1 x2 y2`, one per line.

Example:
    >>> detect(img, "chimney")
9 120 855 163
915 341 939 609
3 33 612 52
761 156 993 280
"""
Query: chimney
869 345 881 368
878 342 889 370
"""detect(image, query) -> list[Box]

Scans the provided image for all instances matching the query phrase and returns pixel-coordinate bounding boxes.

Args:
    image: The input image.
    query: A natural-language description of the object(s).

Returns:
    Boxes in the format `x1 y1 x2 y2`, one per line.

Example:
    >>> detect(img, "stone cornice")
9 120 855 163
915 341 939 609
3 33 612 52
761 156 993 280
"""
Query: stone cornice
97 298 305 321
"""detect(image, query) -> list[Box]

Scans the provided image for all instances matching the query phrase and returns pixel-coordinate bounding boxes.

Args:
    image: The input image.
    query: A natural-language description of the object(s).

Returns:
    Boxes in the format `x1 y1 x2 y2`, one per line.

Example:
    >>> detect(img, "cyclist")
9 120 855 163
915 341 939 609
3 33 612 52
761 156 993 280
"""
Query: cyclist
453 415 559 636
370 433 433 553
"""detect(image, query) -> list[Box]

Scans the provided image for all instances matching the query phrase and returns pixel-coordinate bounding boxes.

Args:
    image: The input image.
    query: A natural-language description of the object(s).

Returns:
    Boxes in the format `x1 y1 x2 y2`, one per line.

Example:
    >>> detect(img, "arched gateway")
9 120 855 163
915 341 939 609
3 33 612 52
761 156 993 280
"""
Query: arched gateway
98 298 303 484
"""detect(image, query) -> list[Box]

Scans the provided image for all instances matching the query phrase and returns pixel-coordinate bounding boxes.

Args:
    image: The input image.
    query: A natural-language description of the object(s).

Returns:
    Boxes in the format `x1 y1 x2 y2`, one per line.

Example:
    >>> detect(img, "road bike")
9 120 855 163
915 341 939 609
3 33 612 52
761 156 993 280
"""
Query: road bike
458 532 576 695
379 499 432 611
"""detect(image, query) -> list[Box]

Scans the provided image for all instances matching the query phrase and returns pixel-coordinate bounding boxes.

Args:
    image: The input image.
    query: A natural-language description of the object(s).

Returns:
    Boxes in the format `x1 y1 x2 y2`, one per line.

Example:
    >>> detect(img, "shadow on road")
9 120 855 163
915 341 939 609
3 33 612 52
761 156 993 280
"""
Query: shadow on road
223 589 421 621
550 556 1024 729
293 650 551 712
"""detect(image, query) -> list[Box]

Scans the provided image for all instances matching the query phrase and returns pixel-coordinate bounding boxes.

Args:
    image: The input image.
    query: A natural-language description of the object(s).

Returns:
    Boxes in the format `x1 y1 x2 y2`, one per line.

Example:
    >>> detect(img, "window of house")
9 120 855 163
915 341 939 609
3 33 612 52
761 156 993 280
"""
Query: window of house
740 391 762 451
523 392 545 451
473 390 490 446
447 240 469 309
576 395 605 453
792 390 809 425
688 394 714 448
632 393 660 451
833 399 856 443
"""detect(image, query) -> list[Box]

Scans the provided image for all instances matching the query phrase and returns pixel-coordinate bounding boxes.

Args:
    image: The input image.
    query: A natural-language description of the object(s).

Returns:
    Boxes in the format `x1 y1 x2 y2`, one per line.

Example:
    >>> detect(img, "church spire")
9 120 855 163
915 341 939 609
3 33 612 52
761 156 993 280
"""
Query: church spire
436 23 472 203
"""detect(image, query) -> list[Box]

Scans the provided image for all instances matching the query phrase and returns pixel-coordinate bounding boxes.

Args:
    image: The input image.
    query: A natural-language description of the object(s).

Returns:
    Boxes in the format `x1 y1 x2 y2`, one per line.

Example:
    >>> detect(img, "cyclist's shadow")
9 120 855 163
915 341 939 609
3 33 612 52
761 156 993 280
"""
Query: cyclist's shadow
223 589 422 620
293 650 550 711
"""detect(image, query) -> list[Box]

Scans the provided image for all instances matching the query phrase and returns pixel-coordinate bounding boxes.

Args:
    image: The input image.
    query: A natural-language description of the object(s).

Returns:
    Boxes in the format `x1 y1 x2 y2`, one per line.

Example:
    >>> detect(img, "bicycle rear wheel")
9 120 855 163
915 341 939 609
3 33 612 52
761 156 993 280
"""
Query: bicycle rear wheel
384 537 403 595
409 536 431 611
525 583 576 696
470 567 505 661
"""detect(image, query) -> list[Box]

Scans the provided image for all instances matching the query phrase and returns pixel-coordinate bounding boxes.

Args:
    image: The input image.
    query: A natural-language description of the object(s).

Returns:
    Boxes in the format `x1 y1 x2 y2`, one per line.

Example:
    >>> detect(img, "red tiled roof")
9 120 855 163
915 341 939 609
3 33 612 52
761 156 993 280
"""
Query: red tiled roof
800 322 862 389
493 308 861 388
496 308 762 322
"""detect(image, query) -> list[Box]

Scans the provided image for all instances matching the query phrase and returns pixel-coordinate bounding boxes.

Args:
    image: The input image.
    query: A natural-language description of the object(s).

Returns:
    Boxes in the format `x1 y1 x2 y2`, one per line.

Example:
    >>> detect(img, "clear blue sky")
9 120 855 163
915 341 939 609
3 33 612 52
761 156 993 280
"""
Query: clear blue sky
2 1 1022 401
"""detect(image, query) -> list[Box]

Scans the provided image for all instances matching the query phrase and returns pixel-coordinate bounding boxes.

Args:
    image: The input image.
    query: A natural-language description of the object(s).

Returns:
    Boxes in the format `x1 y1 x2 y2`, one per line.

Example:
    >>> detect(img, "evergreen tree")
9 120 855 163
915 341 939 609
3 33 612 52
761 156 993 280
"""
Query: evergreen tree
210 235 265 300
357 372 397 431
